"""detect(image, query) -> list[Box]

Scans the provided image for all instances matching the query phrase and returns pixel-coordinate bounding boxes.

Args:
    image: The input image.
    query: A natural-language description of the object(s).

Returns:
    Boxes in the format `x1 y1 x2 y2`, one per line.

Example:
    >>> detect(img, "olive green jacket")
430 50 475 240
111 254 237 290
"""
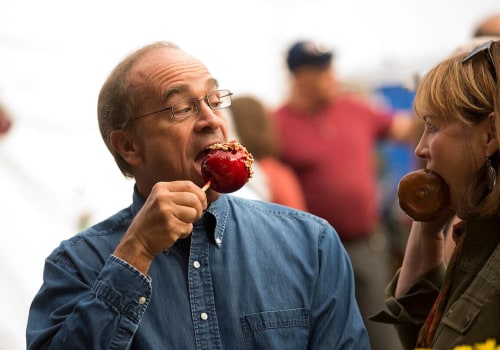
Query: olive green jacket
372 215 500 350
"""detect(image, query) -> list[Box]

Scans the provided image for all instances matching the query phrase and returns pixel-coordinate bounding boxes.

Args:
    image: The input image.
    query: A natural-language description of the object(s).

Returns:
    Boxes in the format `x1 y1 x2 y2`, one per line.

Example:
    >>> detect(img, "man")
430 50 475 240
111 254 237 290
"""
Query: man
273 40 416 350
26 41 369 349
473 14 500 37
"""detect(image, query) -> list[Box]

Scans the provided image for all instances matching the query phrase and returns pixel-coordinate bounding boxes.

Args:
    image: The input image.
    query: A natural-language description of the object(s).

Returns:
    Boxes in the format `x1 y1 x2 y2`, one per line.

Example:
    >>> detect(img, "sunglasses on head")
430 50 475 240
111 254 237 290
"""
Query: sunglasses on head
462 39 497 82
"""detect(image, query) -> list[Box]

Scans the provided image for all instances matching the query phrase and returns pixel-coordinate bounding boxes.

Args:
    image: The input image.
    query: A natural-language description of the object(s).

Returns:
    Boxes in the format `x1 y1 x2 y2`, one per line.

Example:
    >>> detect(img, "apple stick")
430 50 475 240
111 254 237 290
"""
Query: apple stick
201 181 211 192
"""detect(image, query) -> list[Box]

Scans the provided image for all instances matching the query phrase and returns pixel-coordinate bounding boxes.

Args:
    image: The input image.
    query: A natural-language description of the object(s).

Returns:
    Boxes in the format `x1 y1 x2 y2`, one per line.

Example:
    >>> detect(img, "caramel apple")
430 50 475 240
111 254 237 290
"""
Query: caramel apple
397 169 450 222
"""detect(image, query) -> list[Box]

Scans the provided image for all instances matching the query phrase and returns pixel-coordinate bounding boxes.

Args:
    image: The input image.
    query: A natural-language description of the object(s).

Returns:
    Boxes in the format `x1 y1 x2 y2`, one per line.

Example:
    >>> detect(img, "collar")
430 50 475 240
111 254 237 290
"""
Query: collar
131 185 145 217
451 220 466 244
204 194 229 248
459 213 500 271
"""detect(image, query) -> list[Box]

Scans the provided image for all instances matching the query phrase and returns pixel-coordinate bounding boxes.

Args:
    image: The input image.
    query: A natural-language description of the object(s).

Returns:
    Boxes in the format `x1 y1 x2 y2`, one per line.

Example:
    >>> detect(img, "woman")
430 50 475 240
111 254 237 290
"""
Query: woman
373 39 500 349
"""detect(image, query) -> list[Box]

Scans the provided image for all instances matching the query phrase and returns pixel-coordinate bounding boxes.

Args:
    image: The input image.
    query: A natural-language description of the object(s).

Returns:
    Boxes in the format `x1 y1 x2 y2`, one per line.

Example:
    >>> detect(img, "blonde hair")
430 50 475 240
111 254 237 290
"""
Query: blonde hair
414 40 500 217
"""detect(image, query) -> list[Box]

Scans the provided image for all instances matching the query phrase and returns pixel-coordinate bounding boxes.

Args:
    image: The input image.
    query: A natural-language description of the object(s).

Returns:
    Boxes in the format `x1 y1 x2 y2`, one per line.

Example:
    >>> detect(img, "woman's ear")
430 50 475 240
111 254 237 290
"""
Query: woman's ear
486 112 499 156
110 129 143 167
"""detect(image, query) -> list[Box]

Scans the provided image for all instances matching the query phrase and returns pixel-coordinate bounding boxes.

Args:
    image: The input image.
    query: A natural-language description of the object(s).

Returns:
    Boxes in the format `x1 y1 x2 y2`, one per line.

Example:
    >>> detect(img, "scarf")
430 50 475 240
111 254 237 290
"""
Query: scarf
415 220 466 347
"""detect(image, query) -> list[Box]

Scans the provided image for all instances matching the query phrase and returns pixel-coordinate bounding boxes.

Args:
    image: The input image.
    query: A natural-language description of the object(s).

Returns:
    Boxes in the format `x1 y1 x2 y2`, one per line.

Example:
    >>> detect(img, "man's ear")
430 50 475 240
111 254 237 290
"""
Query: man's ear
110 129 143 167
486 112 499 156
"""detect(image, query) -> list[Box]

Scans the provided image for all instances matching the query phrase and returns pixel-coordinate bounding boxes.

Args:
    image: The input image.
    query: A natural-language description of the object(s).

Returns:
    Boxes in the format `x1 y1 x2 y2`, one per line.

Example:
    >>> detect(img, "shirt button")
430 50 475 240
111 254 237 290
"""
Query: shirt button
215 238 222 245
138 296 147 305
193 261 201 268
200 312 208 320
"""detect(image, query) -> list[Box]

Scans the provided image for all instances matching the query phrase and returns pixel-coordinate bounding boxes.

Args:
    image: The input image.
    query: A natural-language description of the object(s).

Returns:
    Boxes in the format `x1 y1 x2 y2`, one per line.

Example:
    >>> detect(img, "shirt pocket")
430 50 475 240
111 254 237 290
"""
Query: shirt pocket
240 308 309 350
441 294 481 334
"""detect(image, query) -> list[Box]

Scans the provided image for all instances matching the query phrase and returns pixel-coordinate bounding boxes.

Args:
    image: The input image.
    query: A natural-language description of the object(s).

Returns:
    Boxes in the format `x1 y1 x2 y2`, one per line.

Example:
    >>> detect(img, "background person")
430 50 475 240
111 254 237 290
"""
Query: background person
473 14 500 37
26 41 369 349
273 39 418 350
0 101 20 350
0 103 12 138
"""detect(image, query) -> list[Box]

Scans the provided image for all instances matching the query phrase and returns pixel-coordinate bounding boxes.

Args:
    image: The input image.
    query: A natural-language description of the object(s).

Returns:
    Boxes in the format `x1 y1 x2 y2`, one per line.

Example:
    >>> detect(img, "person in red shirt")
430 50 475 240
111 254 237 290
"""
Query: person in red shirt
273 40 417 350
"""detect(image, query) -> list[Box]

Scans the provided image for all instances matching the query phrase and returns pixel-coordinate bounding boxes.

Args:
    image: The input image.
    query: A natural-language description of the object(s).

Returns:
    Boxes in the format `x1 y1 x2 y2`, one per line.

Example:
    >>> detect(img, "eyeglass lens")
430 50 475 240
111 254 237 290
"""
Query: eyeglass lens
171 90 232 119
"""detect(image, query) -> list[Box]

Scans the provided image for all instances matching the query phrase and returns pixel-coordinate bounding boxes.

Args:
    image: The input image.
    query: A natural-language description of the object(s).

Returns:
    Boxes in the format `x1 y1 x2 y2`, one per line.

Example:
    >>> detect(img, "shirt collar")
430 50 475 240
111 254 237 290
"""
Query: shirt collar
131 185 145 217
205 194 229 248
459 213 500 270
451 220 466 244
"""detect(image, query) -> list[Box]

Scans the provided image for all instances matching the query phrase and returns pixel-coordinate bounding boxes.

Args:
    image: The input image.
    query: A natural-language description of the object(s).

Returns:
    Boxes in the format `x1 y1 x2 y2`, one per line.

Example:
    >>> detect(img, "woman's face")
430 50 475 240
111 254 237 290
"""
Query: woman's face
415 114 492 218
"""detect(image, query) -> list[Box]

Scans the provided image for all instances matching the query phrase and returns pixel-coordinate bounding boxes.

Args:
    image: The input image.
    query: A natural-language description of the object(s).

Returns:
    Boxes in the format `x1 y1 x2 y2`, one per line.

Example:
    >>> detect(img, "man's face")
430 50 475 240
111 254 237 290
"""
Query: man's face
125 48 229 194
295 64 336 104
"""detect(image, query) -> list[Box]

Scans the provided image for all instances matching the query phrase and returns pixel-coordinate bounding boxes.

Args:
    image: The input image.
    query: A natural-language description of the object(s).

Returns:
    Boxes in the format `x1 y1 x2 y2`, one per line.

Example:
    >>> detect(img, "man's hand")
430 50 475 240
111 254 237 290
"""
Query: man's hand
113 181 208 274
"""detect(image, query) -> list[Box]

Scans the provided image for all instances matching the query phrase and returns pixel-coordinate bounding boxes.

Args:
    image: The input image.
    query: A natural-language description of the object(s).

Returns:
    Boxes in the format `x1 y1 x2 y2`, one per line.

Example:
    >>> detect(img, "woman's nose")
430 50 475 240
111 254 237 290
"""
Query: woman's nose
414 137 428 160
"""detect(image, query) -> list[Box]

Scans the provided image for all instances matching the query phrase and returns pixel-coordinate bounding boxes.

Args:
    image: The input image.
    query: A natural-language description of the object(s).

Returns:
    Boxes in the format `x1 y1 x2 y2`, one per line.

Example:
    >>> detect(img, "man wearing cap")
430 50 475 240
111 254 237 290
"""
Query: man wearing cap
273 40 416 350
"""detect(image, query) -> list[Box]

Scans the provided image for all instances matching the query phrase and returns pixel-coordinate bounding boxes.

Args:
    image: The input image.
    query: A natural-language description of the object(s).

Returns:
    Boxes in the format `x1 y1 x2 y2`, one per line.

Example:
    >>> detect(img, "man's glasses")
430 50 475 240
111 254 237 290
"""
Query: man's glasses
462 39 497 82
132 89 233 123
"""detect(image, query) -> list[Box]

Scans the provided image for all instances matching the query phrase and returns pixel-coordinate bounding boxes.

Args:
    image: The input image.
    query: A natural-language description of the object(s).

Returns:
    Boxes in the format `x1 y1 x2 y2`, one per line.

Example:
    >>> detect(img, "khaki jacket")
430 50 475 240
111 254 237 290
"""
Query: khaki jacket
372 214 500 350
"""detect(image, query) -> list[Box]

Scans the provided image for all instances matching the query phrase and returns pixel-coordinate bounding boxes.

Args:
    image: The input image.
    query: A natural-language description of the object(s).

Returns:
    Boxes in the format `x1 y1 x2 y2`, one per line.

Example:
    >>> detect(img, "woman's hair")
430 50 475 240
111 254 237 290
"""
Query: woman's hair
229 96 280 159
414 40 500 217
97 41 179 178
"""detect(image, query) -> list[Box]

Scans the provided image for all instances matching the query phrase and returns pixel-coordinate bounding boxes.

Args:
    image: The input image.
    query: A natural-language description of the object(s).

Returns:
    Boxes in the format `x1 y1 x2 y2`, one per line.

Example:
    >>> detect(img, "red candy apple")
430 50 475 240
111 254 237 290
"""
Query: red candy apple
201 140 254 193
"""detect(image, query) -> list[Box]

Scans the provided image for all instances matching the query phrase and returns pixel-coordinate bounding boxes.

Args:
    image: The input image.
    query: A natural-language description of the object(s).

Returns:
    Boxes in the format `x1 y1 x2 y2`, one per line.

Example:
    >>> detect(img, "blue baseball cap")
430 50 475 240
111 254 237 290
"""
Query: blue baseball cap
286 40 333 72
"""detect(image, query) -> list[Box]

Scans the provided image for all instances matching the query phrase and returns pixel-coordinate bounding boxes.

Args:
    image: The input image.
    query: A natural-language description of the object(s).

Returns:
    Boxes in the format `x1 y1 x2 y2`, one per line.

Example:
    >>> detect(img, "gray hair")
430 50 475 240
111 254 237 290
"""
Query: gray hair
97 41 179 178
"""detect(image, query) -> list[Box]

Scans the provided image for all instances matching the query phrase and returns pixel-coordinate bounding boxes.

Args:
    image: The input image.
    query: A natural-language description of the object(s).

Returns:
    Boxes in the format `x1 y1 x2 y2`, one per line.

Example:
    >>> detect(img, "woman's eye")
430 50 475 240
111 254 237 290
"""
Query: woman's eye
425 122 437 133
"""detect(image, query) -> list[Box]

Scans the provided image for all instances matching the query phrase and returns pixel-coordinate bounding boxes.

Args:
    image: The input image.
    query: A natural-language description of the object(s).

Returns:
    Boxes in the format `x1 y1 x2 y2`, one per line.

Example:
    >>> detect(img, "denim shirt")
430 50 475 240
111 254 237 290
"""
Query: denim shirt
27 188 369 350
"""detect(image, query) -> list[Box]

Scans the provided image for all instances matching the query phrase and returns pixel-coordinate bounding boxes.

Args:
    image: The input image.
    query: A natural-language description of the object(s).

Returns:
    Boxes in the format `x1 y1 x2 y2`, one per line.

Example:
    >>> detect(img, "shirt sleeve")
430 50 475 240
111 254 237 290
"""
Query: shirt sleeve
27 254 152 350
369 264 446 350
307 223 371 349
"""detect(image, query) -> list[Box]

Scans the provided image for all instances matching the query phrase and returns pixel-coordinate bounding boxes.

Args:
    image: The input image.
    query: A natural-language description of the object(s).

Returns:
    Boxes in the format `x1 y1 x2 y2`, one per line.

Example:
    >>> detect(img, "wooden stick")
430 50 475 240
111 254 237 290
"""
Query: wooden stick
201 181 211 192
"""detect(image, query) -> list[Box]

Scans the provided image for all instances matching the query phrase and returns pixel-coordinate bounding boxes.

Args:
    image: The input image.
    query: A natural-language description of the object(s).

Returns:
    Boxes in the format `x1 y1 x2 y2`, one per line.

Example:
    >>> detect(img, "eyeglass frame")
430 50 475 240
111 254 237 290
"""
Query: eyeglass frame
462 39 497 82
127 89 233 125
